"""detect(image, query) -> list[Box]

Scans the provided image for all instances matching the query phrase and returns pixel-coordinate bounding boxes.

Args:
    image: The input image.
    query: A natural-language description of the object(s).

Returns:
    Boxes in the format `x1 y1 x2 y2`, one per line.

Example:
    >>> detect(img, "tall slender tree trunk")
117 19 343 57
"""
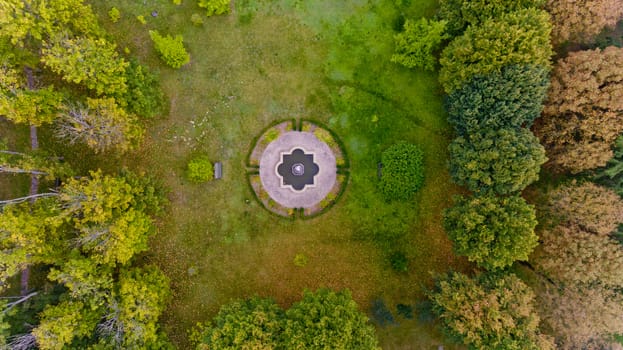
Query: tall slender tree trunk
21 67 38 296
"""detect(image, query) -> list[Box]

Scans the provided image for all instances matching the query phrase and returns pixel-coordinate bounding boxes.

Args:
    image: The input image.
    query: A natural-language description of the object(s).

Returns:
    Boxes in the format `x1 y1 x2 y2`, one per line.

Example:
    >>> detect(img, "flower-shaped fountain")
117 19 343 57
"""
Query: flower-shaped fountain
277 148 319 191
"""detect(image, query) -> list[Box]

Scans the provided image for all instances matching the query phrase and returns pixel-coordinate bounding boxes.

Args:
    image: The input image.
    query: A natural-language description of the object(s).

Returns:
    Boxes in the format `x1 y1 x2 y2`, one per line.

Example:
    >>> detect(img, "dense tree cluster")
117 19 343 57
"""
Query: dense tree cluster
0 170 171 348
529 181 623 348
534 46 623 173
193 289 380 350
0 0 164 153
434 2 556 348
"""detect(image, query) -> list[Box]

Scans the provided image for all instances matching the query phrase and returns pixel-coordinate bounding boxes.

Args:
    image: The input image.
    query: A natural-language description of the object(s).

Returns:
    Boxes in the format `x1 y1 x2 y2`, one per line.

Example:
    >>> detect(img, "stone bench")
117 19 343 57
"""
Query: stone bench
214 162 223 180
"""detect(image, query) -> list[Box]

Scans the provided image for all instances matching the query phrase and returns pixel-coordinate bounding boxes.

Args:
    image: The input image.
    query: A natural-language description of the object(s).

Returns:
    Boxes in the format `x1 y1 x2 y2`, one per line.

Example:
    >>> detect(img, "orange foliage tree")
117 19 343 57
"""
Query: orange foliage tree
534 46 623 173
546 0 623 45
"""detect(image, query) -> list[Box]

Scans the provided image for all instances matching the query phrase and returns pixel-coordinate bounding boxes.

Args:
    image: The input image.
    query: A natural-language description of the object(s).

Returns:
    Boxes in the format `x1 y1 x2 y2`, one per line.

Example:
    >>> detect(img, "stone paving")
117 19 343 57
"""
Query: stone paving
259 131 336 208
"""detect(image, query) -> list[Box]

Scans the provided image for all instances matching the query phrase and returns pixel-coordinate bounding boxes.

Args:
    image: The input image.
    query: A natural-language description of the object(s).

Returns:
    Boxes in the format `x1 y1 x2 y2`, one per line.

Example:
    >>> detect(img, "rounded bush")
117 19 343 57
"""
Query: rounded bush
380 142 425 200
187 156 213 183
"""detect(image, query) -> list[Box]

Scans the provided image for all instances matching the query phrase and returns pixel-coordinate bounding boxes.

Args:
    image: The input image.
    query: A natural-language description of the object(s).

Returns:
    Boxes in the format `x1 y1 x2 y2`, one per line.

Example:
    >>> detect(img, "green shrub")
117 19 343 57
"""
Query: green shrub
136 15 146 25
187 156 213 183
379 142 425 201
293 253 308 267
149 30 190 69
313 128 337 148
191 13 204 26
198 0 230 17
389 251 408 272
116 59 165 118
263 128 280 143
108 7 120 23
391 18 448 71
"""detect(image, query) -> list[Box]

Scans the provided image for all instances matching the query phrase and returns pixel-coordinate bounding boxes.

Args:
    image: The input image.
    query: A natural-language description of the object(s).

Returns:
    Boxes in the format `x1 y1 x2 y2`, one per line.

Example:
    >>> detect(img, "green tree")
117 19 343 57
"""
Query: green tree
116 59 165 119
446 64 550 135
0 199 62 288
114 267 170 347
439 8 552 93
192 297 284 349
0 0 103 46
41 35 128 96
443 194 539 270
379 142 425 201
532 226 623 288
391 18 448 71
56 97 143 154
198 0 230 17
429 272 554 350
58 170 156 265
282 289 380 350
596 135 623 196
149 30 190 69
48 256 113 303
32 300 100 350
449 128 547 195
438 0 546 36
0 84 63 126
0 146 73 180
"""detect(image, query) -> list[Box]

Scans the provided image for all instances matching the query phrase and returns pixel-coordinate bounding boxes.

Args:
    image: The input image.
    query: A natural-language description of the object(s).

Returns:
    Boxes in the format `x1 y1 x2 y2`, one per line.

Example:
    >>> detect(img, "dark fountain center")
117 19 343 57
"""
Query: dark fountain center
277 148 319 191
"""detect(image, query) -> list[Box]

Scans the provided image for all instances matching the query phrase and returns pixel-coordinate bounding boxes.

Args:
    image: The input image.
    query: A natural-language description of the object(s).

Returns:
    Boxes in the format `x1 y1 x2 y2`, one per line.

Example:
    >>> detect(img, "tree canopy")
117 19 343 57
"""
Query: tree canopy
282 289 379 350
546 0 623 45
193 289 379 350
444 194 539 270
533 226 623 288
542 181 623 236
446 64 550 135
56 97 143 154
536 282 623 348
391 18 448 71
439 8 552 93
534 46 623 173
41 35 128 96
429 272 554 350
449 128 546 195
193 297 283 349
438 0 546 36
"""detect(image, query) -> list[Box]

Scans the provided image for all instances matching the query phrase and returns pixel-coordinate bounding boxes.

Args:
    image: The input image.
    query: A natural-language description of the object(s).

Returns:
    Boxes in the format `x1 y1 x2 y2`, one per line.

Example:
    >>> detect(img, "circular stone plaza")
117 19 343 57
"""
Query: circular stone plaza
247 120 347 218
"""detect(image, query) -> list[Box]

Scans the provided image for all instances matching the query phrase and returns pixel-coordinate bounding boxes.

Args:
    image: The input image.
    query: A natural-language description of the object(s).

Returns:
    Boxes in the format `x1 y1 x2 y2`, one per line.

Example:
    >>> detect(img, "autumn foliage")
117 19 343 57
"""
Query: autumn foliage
429 272 554 350
534 46 623 173
546 0 623 45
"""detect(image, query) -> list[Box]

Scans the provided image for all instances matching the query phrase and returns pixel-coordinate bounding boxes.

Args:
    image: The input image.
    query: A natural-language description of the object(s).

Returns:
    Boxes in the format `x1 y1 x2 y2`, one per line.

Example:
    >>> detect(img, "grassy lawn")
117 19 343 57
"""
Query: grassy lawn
85 0 467 347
